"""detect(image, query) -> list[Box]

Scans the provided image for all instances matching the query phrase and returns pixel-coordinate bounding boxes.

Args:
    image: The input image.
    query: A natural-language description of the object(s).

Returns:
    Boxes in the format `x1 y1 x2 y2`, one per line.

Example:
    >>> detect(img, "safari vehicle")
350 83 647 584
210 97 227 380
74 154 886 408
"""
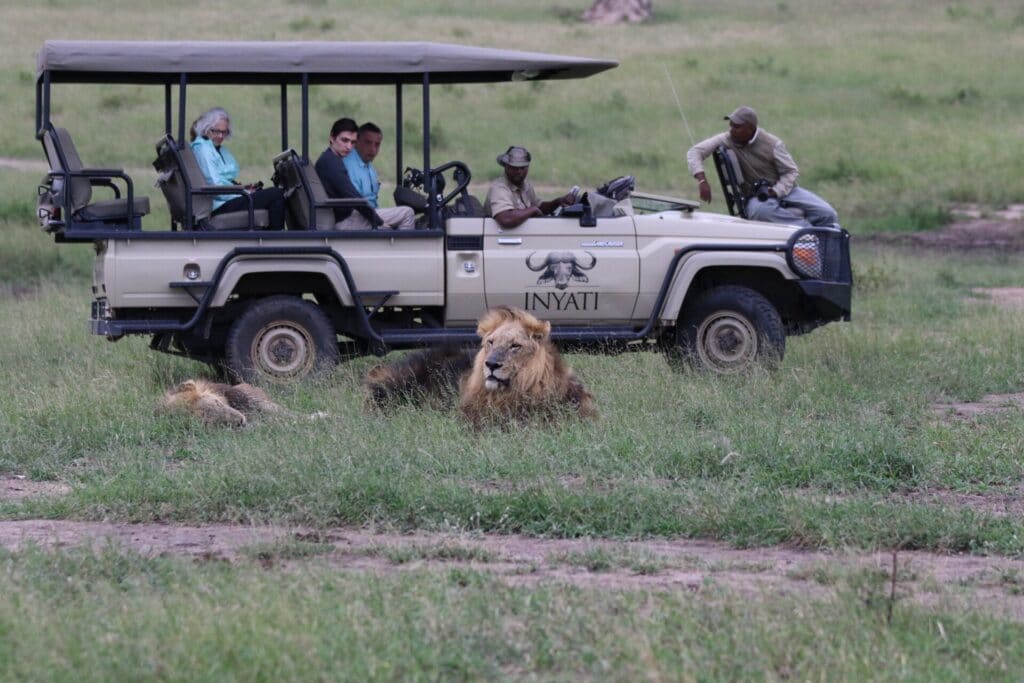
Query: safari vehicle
34 40 851 382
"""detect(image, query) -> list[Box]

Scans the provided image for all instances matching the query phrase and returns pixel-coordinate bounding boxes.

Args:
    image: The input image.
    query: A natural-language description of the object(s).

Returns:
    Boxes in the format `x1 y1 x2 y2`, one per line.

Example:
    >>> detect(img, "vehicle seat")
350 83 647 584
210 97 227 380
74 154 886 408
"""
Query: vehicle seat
447 193 484 218
712 145 803 221
712 146 749 219
589 175 635 218
41 125 150 227
271 149 370 230
153 135 269 231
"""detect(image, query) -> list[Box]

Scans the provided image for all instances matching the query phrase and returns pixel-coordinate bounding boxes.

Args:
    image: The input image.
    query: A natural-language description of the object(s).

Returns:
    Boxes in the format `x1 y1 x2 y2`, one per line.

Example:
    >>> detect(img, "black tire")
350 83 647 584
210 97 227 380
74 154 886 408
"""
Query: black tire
224 295 339 384
672 285 785 372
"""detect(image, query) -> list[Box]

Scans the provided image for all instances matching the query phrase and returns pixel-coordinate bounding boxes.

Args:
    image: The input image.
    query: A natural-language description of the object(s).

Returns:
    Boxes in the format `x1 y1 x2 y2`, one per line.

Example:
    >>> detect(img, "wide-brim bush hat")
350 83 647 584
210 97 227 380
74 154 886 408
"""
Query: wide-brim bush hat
497 145 531 167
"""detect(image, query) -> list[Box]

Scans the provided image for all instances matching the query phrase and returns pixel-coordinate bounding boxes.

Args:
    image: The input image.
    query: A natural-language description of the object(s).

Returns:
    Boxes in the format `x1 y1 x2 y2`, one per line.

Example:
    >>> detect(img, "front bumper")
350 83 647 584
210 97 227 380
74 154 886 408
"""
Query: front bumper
796 280 852 321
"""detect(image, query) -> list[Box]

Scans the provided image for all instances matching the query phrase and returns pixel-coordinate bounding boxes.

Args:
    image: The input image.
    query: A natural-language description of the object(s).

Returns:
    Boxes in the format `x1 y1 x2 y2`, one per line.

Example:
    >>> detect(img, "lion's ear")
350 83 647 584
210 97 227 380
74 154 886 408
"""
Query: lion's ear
530 320 551 341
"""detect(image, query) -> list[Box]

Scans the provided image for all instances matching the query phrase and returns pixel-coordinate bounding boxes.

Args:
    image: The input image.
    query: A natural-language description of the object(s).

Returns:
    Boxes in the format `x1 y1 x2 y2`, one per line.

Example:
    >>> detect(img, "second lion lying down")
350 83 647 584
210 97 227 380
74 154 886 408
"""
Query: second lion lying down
363 307 597 424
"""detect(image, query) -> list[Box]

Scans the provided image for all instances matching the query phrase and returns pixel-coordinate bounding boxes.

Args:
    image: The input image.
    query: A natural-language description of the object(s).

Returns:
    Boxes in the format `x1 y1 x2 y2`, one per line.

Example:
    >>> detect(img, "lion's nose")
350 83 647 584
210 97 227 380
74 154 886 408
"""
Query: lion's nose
486 360 502 373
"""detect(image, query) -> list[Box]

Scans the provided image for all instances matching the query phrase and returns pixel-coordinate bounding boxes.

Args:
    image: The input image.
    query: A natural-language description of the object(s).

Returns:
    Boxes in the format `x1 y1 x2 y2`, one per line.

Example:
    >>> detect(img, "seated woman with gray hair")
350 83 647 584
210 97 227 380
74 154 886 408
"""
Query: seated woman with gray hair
190 107 286 230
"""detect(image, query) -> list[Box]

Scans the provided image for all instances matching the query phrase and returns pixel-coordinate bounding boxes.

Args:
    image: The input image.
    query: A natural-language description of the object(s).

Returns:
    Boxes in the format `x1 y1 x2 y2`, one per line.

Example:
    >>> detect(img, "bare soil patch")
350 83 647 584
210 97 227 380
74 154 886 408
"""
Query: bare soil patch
869 206 1024 251
894 487 1024 519
0 157 47 173
2 519 1023 620
930 392 1024 420
0 476 71 501
971 287 1024 310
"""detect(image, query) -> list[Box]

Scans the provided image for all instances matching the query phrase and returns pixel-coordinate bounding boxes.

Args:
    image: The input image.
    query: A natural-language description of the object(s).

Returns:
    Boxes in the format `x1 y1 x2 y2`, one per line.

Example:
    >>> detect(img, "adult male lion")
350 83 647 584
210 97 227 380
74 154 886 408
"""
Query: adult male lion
363 307 597 425
460 306 597 425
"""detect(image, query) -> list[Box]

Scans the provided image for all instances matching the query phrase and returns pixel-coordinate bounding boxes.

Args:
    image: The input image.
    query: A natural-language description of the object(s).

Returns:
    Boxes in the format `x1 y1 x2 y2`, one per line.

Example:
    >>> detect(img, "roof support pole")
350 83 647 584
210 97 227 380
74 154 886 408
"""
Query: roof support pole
395 83 403 189
40 71 51 135
164 84 172 137
177 74 187 146
301 74 309 161
280 84 288 153
423 72 437 228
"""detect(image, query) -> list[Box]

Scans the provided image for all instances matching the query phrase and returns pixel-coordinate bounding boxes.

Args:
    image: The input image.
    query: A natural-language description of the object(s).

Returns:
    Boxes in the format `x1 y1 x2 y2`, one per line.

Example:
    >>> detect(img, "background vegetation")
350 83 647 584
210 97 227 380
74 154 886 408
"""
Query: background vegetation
2 1 1023 679
3 0 1024 230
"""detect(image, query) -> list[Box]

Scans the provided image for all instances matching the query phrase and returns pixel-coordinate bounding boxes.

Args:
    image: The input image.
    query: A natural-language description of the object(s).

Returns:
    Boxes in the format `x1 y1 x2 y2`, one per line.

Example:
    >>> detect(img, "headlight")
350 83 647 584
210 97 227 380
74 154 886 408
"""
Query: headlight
790 233 823 279
786 228 852 282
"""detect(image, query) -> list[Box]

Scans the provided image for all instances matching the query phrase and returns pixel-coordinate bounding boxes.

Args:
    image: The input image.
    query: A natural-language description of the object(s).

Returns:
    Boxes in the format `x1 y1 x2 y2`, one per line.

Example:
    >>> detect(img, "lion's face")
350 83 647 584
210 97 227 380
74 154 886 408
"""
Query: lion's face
475 309 551 392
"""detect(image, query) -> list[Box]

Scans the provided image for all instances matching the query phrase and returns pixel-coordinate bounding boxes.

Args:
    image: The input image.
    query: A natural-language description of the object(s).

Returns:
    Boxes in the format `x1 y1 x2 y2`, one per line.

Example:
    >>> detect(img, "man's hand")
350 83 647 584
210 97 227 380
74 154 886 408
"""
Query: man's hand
697 177 712 203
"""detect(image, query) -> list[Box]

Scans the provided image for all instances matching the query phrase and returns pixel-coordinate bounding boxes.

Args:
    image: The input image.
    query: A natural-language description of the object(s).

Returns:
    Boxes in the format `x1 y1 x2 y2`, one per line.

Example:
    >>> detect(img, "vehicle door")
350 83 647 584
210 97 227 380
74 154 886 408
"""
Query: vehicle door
483 214 639 323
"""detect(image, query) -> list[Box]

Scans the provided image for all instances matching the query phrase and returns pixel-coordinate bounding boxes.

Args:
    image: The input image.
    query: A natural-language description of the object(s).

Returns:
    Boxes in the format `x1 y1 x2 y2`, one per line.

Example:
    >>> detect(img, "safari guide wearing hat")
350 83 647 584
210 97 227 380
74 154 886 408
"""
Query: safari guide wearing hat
686 106 839 229
484 146 578 229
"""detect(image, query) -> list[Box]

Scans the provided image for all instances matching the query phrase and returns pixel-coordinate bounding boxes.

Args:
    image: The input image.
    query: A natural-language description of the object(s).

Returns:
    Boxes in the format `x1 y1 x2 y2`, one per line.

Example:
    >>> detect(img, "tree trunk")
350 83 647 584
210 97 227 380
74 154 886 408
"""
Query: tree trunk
581 0 652 24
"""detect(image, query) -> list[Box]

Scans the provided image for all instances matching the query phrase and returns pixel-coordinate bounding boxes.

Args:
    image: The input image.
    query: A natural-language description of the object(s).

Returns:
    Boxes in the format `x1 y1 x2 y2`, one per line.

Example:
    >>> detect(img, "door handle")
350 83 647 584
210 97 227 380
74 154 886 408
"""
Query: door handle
496 238 523 245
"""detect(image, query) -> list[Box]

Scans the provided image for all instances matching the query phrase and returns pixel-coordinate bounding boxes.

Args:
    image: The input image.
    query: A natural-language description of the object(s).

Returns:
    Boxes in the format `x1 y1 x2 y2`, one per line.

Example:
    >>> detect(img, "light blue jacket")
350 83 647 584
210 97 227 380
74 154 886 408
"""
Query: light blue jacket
190 137 240 210
342 151 380 208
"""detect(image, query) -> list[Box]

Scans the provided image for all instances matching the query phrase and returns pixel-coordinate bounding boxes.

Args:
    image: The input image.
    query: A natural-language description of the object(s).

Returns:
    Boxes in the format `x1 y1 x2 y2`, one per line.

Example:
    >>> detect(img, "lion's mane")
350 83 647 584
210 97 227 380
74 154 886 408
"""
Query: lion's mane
458 307 597 425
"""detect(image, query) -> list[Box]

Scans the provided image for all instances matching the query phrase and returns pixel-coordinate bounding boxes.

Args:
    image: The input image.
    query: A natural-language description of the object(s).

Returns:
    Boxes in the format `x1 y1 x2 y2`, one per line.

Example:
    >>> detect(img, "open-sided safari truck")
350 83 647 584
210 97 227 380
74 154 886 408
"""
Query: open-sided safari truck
35 40 851 383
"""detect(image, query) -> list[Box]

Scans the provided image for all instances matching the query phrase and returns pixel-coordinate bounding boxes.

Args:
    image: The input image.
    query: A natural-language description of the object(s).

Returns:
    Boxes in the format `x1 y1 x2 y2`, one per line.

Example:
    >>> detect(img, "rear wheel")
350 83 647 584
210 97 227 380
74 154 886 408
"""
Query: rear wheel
224 295 339 384
671 285 785 372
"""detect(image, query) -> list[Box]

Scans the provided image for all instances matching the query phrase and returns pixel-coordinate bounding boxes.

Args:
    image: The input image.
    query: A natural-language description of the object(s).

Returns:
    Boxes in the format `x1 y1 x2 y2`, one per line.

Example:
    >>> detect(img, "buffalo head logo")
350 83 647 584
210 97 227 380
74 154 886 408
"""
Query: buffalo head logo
525 251 597 290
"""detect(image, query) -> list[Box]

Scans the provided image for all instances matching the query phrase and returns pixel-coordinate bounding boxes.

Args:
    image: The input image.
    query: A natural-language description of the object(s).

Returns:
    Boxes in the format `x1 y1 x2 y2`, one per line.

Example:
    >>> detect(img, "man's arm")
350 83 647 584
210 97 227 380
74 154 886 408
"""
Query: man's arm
686 133 728 203
485 181 536 229
493 205 542 229
537 190 576 216
770 140 800 198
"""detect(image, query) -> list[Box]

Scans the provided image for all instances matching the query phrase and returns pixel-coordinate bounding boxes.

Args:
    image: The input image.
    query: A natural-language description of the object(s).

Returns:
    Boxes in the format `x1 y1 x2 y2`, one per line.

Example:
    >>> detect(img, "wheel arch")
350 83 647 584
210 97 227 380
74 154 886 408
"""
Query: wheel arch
661 255 797 326
210 257 353 308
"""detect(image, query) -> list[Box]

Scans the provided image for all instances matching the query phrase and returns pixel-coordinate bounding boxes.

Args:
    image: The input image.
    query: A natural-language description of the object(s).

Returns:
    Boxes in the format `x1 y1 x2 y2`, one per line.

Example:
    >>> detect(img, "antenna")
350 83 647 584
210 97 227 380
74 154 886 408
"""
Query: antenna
662 64 695 146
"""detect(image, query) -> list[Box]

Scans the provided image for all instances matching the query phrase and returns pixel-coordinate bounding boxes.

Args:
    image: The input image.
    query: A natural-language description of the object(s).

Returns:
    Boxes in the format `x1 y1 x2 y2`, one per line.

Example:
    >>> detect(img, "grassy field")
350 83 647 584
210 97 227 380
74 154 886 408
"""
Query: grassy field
3 0 1024 229
3 1 1024 679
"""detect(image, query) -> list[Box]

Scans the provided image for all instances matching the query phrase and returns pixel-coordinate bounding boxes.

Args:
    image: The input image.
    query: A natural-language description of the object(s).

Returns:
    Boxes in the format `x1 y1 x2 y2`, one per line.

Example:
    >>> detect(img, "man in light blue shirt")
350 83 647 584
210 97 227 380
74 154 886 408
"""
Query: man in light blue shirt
343 121 414 228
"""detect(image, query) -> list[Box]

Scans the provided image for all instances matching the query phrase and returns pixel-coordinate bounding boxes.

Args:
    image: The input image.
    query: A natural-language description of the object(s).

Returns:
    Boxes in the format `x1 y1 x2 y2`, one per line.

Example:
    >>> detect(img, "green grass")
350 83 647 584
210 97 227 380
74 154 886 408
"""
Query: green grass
1 239 1022 555
3 2 1024 677
2 546 1023 682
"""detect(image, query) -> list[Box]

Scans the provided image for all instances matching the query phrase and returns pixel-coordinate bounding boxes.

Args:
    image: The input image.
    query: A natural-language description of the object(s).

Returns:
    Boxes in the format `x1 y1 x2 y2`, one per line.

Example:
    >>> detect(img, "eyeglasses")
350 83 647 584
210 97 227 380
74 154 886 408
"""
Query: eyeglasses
209 128 230 137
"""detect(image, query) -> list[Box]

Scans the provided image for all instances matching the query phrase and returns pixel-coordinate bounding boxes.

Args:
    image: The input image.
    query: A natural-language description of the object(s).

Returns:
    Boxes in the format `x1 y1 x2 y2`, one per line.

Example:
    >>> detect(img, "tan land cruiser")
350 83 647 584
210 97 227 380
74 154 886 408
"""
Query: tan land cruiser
35 41 851 383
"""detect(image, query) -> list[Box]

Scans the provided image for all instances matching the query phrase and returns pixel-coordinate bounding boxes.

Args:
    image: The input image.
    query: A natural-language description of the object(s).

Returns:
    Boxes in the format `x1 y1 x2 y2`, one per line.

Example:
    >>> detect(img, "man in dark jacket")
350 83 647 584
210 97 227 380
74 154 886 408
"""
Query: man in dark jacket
315 118 411 229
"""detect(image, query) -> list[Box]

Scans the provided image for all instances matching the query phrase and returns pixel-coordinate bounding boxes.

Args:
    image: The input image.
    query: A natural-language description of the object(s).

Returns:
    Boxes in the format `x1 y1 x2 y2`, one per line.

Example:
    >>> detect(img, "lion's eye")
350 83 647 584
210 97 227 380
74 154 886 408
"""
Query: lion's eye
486 339 494 346
510 343 521 350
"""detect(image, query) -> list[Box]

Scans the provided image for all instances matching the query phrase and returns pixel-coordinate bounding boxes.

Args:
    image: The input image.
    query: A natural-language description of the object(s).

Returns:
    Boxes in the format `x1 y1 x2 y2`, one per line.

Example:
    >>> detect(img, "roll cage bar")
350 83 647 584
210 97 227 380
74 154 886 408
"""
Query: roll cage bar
35 41 618 225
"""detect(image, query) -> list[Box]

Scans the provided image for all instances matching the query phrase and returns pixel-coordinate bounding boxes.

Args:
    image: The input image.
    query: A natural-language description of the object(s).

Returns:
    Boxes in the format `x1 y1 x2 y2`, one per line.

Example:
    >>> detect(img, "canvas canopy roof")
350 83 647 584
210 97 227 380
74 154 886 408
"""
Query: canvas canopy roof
37 40 618 85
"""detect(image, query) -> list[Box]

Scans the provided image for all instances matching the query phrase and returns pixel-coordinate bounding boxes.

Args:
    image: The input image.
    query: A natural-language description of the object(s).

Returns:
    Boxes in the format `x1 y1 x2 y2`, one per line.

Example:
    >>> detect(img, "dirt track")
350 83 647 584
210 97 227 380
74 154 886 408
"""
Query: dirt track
1 515 1023 620
5 471 1024 621
866 204 1024 251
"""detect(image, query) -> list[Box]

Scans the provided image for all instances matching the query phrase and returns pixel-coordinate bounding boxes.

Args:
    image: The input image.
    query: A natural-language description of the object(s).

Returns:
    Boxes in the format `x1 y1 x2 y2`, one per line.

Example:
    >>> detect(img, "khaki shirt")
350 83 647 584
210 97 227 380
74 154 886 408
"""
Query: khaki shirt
686 128 800 197
484 174 540 218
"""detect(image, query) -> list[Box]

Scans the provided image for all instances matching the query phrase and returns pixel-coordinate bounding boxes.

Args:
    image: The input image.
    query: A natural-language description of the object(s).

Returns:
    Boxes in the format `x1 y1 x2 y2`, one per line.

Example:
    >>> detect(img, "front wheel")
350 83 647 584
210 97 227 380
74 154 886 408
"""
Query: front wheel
224 296 339 384
671 285 785 372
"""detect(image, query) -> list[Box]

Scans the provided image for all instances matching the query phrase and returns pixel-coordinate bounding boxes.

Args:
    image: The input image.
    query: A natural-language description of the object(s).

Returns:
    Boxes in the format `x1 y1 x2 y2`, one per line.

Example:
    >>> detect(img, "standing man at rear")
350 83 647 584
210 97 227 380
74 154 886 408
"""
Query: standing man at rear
686 106 839 229
343 121 416 229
